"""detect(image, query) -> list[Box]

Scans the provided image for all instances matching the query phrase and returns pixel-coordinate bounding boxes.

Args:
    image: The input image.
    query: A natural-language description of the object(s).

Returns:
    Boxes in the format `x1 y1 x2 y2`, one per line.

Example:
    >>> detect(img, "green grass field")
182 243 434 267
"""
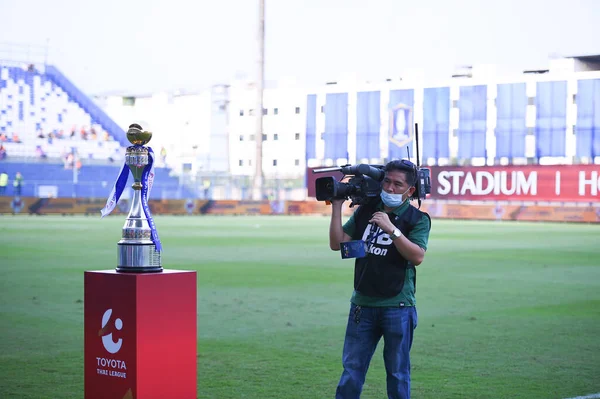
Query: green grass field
0 215 599 399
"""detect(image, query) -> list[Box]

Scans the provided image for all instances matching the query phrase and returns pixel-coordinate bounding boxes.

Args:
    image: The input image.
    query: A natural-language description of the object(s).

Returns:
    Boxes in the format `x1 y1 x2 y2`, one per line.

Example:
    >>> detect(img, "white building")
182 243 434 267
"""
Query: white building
93 55 600 199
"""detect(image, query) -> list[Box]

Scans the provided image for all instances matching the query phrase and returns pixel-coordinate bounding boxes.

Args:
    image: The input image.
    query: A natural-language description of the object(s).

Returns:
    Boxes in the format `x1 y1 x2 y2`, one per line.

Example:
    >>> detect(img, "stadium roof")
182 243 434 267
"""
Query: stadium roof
568 54 600 63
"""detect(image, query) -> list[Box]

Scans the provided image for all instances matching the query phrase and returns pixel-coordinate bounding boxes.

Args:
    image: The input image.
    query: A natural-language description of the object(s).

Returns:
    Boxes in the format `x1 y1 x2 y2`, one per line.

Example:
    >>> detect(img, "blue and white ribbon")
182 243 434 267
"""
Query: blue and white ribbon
141 148 161 252
100 162 129 218
100 146 162 252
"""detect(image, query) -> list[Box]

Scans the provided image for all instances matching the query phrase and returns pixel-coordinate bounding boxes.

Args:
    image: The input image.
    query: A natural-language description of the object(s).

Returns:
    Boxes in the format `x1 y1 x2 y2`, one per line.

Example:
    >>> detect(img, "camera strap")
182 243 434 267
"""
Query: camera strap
365 217 393 248
364 222 380 248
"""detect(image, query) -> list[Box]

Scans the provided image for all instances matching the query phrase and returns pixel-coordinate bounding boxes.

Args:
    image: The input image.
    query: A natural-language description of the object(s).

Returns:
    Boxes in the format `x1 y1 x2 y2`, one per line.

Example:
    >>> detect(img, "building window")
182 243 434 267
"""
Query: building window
295 107 300 114
527 97 535 106
573 94 577 104
320 105 324 113
239 110 244 116
274 108 279 115
273 133 279 141
262 134 267 141
250 134 255 141
239 135 244 141
452 100 458 108
295 133 300 140
273 159 277 166
249 109 255 116
123 97 136 106
295 159 300 166
239 160 243 166
248 159 252 166
263 108 268 115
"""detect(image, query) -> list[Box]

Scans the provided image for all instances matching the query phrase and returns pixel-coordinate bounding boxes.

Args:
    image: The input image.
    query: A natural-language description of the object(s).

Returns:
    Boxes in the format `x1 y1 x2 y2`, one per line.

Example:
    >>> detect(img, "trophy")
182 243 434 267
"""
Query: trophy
101 123 162 273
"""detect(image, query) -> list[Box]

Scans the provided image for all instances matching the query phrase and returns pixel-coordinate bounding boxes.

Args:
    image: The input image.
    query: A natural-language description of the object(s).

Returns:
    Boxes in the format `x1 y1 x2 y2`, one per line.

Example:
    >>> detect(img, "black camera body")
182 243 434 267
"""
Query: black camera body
314 164 385 207
413 167 432 201
314 163 431 208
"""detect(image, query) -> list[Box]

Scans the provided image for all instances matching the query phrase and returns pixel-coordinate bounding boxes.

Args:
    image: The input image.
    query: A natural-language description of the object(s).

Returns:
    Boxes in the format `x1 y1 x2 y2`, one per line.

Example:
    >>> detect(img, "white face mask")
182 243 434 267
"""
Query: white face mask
380 187 411 208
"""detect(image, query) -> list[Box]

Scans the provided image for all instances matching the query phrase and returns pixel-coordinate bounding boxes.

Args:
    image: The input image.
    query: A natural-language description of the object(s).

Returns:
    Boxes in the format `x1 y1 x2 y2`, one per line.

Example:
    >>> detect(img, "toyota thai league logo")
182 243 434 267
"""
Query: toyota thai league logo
100 309 123 354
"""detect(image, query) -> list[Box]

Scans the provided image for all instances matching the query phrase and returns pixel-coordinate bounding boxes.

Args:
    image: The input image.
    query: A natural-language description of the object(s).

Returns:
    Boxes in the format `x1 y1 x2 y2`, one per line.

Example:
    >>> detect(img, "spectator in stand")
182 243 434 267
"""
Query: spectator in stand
80 127 88 140
64 153 74 169
103 131 110 141
90 127 97 140
108 147 119 163
12 133 21 143
57 129 65 139
37 129 45 139
0 133 7 142
35 145 47 159
70 127 76 139
13 172 23 196
0 171 7 195
160 146 167 165
0 144 6 160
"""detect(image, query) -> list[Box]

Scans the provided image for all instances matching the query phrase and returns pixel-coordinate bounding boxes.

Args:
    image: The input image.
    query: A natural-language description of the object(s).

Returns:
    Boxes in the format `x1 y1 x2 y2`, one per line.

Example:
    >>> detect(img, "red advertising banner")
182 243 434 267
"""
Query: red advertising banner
420 202 600 223
429 165 600 202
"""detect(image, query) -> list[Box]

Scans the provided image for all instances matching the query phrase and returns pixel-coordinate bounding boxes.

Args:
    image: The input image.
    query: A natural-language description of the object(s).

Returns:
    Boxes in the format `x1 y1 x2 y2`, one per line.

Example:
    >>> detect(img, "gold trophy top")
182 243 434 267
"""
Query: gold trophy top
124 124 152 190
127 123 152 146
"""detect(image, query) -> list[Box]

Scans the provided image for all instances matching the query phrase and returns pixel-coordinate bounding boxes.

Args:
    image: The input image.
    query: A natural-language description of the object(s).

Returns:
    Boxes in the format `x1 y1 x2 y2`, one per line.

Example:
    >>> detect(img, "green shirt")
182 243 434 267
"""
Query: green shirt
13 175 22 187
342 199 430 307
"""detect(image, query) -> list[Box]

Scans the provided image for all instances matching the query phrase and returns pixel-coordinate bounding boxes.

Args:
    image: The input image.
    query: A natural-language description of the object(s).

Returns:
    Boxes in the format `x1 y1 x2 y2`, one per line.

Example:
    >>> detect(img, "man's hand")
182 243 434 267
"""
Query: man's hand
329 198 349 251
369 212 396 235
331 198 345 208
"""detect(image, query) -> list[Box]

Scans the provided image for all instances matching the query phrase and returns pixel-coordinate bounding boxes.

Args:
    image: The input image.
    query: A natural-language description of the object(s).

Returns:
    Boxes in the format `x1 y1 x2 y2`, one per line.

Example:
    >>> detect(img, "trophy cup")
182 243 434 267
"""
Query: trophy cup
115 124 162 273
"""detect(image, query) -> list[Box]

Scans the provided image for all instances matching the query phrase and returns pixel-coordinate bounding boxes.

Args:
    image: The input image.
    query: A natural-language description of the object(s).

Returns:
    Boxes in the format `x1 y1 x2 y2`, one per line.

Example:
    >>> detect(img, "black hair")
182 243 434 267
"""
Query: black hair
384 159 417 186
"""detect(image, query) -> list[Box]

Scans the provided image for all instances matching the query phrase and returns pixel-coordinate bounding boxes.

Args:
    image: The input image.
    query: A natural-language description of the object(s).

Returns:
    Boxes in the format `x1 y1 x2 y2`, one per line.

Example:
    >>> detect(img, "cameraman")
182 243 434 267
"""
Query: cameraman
329 159 431 399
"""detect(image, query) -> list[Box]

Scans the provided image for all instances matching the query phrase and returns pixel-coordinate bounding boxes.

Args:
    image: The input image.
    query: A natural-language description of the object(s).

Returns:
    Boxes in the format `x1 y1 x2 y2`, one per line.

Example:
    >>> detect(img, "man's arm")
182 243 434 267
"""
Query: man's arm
390 234 425 265
329 200 352 251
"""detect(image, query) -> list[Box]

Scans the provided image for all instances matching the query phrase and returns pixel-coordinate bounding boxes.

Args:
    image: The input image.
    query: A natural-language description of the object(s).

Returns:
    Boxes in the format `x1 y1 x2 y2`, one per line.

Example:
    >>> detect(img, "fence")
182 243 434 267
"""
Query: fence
1 196 599 223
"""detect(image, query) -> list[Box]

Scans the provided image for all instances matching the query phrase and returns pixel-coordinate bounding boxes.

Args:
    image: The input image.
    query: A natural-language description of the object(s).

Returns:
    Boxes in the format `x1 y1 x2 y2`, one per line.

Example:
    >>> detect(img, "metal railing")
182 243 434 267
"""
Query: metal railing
0 42 49 66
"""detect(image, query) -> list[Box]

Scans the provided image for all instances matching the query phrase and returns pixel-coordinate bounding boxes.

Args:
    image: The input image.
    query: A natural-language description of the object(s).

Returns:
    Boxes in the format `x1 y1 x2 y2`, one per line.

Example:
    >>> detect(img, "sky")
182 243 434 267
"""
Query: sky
1 0 599 95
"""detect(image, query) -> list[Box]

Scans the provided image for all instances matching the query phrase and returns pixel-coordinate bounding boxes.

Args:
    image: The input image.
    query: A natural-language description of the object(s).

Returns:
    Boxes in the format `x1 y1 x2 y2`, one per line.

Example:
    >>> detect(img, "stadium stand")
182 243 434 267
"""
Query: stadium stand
0 63 193 200
0 161 193 199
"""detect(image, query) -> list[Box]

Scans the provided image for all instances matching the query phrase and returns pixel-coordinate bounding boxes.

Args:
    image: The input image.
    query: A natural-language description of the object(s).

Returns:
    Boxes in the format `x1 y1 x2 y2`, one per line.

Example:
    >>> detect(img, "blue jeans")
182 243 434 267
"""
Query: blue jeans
335 304 418 399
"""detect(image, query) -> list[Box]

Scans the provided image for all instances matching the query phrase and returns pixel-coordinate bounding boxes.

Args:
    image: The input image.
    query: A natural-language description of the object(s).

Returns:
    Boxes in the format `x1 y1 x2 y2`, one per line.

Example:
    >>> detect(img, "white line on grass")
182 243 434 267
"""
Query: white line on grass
563 394 600 399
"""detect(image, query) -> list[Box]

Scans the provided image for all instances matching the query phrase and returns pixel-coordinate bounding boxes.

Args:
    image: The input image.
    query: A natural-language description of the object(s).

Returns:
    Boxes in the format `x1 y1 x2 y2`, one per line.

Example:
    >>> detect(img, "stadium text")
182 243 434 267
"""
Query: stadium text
437 170 537 196
430 165 600 202
579 171 600 195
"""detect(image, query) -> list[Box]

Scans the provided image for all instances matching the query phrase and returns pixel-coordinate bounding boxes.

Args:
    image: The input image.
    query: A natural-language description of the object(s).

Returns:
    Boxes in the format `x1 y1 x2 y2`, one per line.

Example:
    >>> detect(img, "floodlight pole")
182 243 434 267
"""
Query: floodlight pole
252 0 265 200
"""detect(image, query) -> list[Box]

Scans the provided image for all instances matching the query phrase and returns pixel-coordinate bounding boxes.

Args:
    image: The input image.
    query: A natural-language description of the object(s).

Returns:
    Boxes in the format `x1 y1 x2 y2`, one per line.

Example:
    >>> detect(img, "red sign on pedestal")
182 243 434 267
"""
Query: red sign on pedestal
84 270 197 399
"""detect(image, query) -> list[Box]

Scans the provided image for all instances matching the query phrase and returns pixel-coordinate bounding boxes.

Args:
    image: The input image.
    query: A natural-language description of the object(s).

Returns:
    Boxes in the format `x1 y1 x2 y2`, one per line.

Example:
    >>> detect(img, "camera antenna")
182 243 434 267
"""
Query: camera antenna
415 123 421 168
415 123 422 209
